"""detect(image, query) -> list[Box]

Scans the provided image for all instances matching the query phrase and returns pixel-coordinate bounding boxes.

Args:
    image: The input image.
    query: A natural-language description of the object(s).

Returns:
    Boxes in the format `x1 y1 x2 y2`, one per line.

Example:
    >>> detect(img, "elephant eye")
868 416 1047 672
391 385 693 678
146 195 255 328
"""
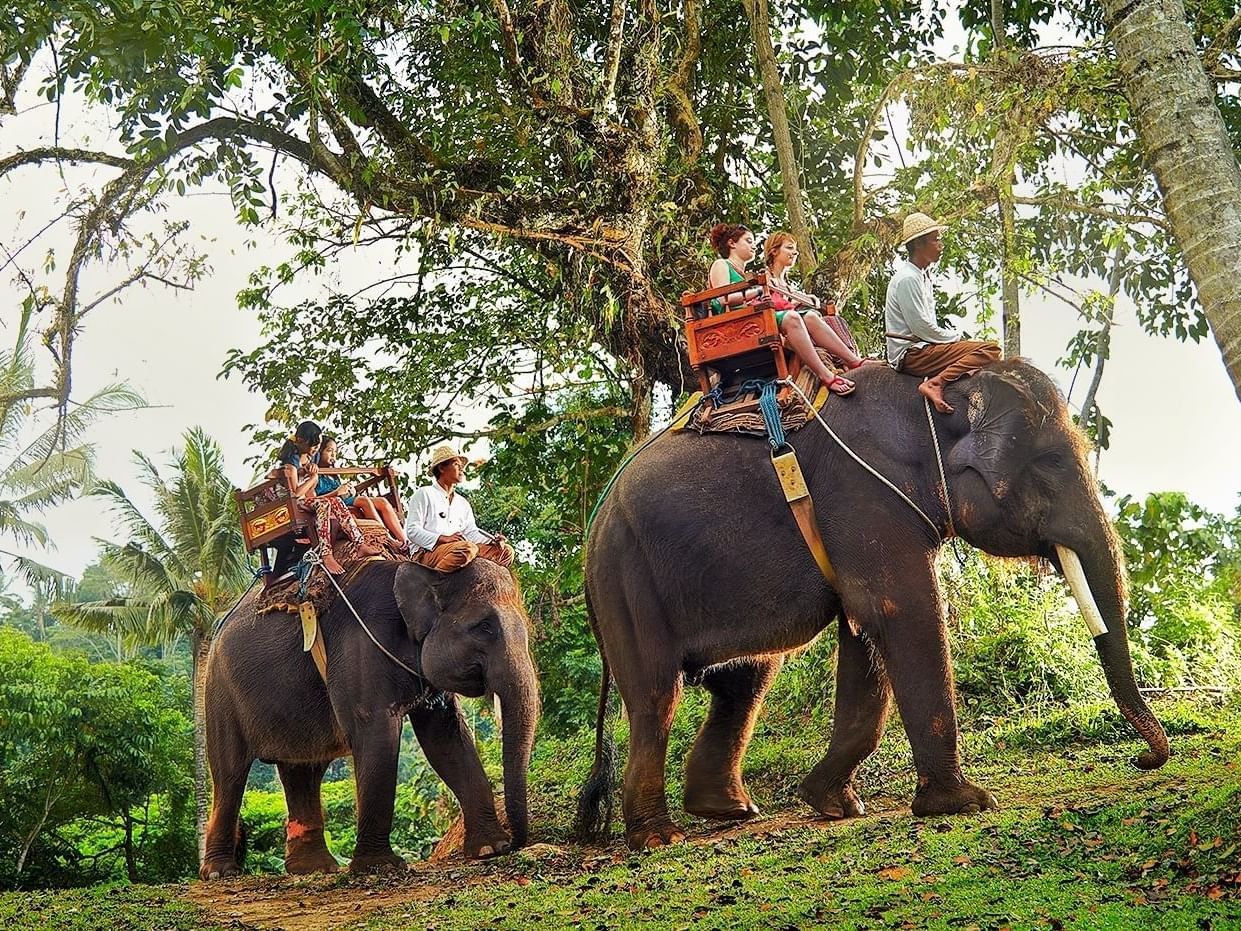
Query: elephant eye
472 618 496 637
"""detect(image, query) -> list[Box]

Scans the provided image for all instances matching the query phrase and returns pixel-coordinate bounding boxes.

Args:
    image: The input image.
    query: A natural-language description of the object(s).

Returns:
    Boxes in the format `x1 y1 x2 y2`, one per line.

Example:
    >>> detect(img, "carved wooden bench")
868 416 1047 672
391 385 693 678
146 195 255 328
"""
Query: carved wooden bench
236 466 405 583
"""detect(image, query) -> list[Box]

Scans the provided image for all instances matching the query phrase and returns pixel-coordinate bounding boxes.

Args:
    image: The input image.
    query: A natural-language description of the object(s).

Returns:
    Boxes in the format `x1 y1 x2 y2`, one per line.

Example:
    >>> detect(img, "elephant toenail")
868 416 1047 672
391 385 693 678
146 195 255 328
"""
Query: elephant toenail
478 845 494 857
208 870 220 880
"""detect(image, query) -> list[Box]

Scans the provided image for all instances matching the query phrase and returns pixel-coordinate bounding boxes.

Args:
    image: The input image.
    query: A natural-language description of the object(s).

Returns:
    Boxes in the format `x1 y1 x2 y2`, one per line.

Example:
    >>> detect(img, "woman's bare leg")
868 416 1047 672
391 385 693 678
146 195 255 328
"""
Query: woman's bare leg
373 499 407 546
781 314 853 394
802 311 863 368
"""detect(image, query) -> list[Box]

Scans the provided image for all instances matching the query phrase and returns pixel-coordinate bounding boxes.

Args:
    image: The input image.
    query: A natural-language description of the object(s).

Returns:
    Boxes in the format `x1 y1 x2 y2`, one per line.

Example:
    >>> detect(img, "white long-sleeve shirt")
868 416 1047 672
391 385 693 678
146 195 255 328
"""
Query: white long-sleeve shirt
884 258 961 367
404 483 493 552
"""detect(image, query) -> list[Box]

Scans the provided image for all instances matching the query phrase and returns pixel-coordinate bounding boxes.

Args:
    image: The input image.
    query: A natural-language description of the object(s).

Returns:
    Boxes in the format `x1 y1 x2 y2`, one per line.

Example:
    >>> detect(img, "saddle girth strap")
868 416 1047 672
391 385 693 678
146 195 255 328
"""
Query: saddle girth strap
770 446 837 586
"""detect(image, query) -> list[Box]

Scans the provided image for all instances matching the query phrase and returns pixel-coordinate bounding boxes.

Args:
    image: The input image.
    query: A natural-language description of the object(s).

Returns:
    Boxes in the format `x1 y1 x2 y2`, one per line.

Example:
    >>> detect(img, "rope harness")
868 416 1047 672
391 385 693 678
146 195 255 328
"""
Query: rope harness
781 379 952 543
301 549 424 681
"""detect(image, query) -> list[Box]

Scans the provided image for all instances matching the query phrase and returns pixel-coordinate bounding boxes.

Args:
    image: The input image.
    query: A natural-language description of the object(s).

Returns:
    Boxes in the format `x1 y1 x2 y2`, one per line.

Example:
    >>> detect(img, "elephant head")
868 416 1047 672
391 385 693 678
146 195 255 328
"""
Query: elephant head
944 363 1168 768
393 560 539 846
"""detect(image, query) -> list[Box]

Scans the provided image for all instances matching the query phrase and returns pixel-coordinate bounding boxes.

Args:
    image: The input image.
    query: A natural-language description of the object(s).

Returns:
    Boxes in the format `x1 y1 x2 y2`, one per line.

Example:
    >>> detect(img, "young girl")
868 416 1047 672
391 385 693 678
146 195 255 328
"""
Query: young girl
707 223 857 396
315 437 408 549
274 421 380 575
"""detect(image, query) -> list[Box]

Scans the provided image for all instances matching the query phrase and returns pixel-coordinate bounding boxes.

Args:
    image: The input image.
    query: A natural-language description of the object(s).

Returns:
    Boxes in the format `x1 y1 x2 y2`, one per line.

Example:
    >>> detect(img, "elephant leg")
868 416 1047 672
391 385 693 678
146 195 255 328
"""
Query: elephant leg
683 655 783 821
347 714 406 873
799 614 892 819
278 760 338 874
200 715 252 880
618 666 685 850
409 696 510 859
848 572 998 817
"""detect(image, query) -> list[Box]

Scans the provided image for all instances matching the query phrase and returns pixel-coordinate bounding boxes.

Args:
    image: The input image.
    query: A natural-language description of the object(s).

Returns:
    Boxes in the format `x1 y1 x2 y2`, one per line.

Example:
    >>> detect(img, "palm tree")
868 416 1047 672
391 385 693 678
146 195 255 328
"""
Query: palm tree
54 427 252 861
1103 0 1241 404
0 302 143 588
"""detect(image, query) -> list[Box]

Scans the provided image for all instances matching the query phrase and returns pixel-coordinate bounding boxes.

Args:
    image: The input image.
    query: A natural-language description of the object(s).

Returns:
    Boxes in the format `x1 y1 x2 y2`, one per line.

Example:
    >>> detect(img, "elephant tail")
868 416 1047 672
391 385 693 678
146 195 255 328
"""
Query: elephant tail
572 593 618 844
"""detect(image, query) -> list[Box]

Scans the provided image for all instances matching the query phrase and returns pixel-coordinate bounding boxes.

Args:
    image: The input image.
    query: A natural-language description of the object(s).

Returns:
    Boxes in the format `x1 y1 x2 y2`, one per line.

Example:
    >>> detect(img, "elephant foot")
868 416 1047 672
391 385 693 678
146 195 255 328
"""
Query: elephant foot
465 830 512 860
625 822 687 851
348 849 406 873
911 776 999 817
797 779 866 820
285 846 340 875
684 785 760 822
199 857 241 881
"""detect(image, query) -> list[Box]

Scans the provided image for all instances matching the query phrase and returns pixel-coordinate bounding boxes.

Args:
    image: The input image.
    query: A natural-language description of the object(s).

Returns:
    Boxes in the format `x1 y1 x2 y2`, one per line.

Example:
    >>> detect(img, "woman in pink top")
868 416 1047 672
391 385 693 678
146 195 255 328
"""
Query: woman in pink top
765 232 870 389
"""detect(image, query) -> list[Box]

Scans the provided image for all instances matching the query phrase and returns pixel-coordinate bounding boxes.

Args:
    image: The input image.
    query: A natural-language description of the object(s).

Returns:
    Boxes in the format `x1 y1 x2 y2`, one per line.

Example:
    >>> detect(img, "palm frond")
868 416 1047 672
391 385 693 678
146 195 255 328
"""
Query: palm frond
3 553 72 596
96 540 179 597
0 504 50 547
3 383 144 480
89 480 186 572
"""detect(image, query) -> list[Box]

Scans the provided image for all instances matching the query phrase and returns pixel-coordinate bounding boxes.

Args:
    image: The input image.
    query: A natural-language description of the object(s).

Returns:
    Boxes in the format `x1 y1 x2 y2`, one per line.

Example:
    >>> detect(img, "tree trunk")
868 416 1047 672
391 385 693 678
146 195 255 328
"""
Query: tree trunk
1104 0 1241 403
123 812 138 883
191 628 211 865
741 0 817 274
998 187 1021 356
1078 242 1126 450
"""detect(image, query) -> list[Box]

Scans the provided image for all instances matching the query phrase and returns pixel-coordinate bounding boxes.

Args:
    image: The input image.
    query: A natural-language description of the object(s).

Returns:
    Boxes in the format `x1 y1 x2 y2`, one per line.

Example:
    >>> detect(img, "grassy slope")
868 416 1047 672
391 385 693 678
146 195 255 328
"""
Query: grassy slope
2 699 1239 930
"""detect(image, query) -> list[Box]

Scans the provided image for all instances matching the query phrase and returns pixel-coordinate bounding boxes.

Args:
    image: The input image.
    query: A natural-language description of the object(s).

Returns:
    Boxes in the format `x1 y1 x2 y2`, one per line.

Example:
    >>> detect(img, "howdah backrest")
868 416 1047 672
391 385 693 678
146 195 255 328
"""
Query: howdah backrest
680 272 790 394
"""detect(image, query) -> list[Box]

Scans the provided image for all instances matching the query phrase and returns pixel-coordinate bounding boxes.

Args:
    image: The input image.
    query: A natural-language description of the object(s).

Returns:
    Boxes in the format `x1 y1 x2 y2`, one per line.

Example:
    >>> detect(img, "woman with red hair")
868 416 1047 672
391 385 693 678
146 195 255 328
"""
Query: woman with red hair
708 224 857 395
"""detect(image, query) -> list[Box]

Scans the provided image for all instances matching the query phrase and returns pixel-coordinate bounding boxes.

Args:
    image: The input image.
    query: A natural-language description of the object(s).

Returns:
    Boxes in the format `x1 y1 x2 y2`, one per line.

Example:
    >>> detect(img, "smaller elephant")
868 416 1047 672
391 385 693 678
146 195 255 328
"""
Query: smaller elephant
199 558 539 878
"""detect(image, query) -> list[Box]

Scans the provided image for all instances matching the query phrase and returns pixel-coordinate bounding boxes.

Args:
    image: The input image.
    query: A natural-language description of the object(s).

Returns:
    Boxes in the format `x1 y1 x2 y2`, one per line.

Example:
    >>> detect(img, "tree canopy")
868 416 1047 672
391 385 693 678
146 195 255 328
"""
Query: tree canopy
6 1 1237 458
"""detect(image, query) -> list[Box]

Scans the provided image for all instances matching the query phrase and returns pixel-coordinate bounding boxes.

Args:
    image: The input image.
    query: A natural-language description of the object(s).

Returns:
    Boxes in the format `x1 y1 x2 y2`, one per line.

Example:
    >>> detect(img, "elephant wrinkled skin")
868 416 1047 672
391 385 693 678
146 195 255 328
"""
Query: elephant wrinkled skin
199 559 538 879
576 361 1168 850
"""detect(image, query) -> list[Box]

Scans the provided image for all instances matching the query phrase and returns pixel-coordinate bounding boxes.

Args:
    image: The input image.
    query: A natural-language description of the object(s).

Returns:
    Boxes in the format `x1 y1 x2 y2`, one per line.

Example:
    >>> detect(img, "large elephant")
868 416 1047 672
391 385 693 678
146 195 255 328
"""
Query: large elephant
577 360 1168 850
199 558 538 879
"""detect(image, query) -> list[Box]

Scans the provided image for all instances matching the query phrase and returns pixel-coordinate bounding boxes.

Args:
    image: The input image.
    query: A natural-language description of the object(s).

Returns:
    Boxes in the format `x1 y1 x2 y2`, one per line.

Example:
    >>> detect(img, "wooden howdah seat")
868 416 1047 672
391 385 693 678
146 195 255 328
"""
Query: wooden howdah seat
681 272 802 414
235 466 405 584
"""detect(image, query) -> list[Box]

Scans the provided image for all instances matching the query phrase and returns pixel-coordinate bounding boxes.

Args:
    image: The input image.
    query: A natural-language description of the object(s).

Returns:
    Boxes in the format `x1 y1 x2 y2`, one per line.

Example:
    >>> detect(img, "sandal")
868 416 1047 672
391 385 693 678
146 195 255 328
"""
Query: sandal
825 373 856 396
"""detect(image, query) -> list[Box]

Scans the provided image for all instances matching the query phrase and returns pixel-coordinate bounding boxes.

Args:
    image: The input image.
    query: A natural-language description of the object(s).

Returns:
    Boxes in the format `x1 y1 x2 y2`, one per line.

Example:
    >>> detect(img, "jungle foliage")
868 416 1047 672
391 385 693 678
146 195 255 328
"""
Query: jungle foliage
0 629 195 889
3 0 1239 459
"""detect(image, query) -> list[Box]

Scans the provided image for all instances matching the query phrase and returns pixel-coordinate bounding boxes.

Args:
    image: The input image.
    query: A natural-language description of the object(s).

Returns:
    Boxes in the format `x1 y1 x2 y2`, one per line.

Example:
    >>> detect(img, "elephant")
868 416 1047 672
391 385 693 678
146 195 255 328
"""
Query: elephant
575 360 1169 850
199 558 539 879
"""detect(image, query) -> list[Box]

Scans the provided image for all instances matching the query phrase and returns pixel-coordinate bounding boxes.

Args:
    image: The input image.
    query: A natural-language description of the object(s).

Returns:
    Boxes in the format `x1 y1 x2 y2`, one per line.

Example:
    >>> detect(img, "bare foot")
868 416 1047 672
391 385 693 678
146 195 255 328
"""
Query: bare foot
387 535 407 549
321 551 345 574
357 541 382 558
825 374 856 396
918 379 953 413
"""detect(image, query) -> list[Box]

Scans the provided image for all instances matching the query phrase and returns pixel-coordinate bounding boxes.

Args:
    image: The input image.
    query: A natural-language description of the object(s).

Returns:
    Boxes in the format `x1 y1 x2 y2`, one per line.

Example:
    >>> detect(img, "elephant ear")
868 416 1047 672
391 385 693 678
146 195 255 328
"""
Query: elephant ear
951 369 1043 500
393 563 443 641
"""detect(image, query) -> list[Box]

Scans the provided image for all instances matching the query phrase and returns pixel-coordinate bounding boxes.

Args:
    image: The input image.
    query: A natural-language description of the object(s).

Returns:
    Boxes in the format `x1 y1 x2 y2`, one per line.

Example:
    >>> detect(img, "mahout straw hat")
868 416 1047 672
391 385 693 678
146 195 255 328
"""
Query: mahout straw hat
428 443 468 475
897 211 944 248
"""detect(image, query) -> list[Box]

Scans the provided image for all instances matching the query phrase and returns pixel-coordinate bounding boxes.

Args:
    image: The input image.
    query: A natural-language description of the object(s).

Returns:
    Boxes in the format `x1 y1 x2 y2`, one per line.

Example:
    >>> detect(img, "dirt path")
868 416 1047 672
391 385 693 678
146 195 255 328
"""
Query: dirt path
185 799 909 930
186 773 1192 930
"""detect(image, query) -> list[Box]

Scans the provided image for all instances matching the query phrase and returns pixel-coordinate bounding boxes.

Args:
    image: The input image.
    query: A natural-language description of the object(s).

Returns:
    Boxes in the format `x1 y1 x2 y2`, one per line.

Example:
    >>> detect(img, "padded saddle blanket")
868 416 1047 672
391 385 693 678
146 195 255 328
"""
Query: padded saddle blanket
683 348 838 439
255 522 410 621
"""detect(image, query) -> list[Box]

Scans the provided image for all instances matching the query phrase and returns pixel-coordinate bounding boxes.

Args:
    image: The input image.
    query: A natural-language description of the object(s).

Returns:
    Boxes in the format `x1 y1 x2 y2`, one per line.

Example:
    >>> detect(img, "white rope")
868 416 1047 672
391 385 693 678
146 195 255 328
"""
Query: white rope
303 549 423 679
923 395 956 539
781 379 943 542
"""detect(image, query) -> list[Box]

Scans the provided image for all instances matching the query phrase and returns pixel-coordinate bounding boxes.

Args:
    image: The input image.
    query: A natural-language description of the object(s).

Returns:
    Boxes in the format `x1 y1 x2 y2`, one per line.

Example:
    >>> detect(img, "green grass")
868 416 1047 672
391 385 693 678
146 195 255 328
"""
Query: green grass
0 883 229 930
3 699 1239 930
348 698 1241 930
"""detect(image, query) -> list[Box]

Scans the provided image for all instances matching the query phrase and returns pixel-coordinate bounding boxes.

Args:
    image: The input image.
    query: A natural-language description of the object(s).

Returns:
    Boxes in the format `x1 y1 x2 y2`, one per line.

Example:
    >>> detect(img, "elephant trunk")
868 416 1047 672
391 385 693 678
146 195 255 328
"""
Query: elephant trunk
1058 521 1169 770
494 655 539 849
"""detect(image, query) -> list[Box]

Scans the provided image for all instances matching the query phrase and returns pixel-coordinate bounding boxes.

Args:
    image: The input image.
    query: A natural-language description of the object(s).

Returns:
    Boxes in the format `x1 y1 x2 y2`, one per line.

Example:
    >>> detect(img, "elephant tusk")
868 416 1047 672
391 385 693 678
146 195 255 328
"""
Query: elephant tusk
1055 545 1108 638
493 692 504 736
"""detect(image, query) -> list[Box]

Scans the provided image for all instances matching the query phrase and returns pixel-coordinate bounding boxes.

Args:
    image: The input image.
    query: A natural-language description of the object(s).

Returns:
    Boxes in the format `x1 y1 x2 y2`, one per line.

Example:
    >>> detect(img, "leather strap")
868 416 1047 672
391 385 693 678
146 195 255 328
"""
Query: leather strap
771 447 836 585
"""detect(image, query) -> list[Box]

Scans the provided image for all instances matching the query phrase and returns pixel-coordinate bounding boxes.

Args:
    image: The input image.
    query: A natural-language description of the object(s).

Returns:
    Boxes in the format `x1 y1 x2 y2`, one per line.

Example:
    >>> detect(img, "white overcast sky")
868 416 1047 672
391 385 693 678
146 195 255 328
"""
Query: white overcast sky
2 15 1240 584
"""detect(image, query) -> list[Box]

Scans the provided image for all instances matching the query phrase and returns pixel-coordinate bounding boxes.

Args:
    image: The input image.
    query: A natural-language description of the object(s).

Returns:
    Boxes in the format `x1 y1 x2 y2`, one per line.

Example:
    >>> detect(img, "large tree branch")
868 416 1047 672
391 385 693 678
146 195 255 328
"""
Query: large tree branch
0 147 134 178
1010 193 1169 230
600 0 626 111
664 0 703 164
